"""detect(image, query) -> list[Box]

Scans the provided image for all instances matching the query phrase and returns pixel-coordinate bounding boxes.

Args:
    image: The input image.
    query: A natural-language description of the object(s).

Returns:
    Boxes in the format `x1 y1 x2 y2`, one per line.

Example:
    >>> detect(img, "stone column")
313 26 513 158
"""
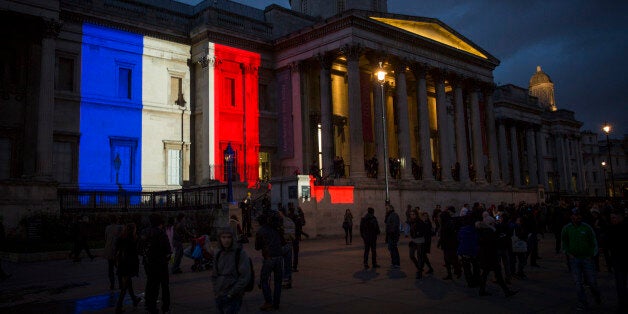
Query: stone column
535 130 548 189
318 53 334 178
343 44 365 178
393 61 412 180
526 128 538 186
35 19 61 178
576 138 586 192
434 70 452 181
411 64 433 181
484 89 500 183
452 77 469 183
510 125 521 186
555 135 567 192
498 121 510 184
469 86 485 183
564 137 574 193
290 61 304 173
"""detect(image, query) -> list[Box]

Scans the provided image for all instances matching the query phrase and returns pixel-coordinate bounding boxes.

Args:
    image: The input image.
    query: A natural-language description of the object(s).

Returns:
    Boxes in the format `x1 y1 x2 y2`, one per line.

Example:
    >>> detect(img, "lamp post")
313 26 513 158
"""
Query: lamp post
602 123 615 197
601 161 608 197
224 143 235 203
376 62 389 204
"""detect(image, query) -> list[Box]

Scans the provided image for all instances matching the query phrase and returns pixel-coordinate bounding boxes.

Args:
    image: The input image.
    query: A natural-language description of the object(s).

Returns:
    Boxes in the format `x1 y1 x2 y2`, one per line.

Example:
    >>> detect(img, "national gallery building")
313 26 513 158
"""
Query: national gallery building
0 0 586 231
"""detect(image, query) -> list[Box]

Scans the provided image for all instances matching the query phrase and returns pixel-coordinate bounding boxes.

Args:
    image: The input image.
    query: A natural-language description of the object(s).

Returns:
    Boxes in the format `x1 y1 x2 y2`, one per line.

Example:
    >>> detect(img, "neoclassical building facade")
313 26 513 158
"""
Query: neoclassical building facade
2 0 586 230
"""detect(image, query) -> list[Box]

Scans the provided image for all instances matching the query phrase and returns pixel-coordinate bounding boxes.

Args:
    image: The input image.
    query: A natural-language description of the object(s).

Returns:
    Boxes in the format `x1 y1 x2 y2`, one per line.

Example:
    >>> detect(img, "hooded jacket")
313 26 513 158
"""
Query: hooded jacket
211 228 251 298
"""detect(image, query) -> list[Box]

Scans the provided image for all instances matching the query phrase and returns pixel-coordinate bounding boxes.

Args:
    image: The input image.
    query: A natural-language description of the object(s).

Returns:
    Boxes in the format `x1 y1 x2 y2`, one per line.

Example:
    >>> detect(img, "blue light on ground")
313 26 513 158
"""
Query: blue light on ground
79 23 143 192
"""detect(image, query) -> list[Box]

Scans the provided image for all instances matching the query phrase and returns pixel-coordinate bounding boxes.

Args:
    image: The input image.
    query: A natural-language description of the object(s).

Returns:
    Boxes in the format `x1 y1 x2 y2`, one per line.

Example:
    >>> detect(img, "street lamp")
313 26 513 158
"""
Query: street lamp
224 143 235 203
601 161 608 197
602 123 615 197
376 62 390 204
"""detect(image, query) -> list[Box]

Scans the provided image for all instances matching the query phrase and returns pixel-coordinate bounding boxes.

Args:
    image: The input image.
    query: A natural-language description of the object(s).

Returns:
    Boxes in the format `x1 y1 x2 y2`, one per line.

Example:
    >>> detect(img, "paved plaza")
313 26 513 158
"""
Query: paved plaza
0 234 620 313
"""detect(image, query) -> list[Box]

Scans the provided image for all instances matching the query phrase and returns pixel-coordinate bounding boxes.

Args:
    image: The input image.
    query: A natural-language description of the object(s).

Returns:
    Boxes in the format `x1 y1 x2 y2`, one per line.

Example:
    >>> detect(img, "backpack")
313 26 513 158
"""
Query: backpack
215 247 255 292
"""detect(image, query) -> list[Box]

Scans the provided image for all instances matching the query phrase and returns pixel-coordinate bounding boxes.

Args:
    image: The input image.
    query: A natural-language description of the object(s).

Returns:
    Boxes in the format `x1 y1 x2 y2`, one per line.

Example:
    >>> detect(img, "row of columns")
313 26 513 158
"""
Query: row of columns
496 121 549 189
315 45 500 184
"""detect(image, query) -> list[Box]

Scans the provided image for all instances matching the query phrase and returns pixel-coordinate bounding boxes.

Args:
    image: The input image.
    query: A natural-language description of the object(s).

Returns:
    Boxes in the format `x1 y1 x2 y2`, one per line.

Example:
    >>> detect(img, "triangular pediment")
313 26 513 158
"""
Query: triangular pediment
370 17 487 59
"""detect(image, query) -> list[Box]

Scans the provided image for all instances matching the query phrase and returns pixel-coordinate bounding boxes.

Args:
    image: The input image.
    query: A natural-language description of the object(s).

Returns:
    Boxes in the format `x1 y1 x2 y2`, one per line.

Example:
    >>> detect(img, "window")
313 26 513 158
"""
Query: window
55 56 74 92
170 76 183 106
167 149 182 185
0 138 11 179
225 77 236 107
118 68 132 99
53 141 74 183
110 138 137 185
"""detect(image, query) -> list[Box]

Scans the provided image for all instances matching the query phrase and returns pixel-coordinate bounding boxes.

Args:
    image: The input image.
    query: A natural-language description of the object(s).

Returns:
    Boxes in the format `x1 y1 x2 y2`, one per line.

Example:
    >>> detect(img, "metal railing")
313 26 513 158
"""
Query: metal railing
58 185 228 213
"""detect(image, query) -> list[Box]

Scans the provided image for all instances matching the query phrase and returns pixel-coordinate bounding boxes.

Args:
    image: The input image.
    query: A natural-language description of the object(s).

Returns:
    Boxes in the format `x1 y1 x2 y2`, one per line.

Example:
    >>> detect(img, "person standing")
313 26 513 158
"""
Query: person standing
360 207 380 269
606 208 627 313
342 209 354 245
115 223 142 313
438 208 461 280
70 215 95 262
171 213 193 274
139 214 172 314
212 227 251 314
104 215 123 290
420 210 435 275
432 205 442 235
408 209 427 279
255 211 285 311
458 215 480 287
240 192 253 237
278 209 295 289
385 204 401 269
287 204 304 272
561 208 601 311
476 215 517 297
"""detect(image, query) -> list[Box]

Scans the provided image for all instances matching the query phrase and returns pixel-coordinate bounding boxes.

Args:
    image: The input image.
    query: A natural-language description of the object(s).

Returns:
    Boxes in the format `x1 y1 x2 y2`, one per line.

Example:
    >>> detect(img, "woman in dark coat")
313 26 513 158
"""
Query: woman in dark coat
476 215 517 297
115 223 142 313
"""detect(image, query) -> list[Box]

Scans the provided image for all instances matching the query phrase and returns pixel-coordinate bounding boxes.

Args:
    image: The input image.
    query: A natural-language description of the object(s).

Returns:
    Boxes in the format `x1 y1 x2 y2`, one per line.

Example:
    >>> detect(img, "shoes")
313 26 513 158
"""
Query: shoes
505 290 519 298
372 264 381 268
133 297 142 308
364 264 370 269
260 302 274 311
443 275 453 280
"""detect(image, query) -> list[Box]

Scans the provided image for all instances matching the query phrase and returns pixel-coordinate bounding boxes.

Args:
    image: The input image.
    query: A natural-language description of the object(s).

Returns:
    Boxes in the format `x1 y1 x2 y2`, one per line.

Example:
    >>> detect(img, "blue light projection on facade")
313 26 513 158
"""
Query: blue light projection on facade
79 23 143 191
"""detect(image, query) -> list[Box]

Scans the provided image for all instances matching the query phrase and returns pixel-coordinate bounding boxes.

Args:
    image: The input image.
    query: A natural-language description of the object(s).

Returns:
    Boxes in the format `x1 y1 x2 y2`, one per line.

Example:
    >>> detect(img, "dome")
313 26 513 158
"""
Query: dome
529 65 553 86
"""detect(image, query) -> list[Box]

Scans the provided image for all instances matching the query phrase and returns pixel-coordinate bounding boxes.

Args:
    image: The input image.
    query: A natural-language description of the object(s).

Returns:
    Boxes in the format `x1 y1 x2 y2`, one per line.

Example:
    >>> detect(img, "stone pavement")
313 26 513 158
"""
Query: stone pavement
0 233 621 314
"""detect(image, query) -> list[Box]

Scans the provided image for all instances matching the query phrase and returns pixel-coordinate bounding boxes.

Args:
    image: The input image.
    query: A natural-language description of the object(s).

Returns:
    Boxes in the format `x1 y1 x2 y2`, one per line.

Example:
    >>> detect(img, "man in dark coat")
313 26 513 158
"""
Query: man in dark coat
476 216 517 297
385 204 401 269
139 214 172 314
255 211 285 311
360 207 381 269
438 209 461 280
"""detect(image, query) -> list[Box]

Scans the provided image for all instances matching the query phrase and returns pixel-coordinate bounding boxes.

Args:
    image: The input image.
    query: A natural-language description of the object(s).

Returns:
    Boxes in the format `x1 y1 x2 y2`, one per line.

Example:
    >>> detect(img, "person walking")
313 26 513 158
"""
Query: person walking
104 215 123 290
240 192 253 237
408 209 427 279
139 214 172 314
420 210 435 275
438 208 461 280
511 216 528 279
561 207 601 311
360 207 380 269
115 223 142 313
476 215 517 297
458 214 480 288
212 227 252 314
255 211 285 311
342 209 354 245
287 204 304 272
385 203 401 269
70 215 95 262
607 208 628 313
278 209 295 289
171 213 193 274
495 213 512 284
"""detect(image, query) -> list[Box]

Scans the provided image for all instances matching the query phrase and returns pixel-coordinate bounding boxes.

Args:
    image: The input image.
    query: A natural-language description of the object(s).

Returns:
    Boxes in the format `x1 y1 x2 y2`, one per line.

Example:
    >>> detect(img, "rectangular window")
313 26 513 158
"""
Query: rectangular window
55 57 74 92
0 138 11 179
225 77 236 107
53 141 73 183
110 138 137 185
167 149 181 185
170 76 183 106
118 68 132 99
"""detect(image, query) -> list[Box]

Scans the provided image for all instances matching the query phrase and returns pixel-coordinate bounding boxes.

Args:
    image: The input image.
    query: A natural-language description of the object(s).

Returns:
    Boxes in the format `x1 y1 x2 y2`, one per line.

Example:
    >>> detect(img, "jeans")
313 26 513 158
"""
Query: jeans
107 259 120 289
344 226 353 244
216 295 243 314
145 263 170 313
282 244 292 284
261 256 283 307
409 242 425 271
527 233 539 265
171 242 183 273
387 233 400 267
116 276 139 309
461 255 480 287
569 257 600 307
496 249 511 278
363 239 377 266
479 262 509 295
292 237 300 270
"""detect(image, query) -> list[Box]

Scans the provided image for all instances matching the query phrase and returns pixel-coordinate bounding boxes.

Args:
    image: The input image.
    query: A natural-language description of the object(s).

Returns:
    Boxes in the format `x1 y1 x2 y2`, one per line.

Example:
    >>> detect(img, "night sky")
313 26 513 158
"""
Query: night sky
225 0 628 138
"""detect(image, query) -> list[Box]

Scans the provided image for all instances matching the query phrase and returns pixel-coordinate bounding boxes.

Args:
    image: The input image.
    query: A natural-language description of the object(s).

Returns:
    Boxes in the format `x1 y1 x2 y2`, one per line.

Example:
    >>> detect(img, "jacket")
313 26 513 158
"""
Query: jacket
385 211 400 235
255 225 284 258
360 213 380 242
476 222 498 269
103 223 123 260
457 224 479 257
115 236 139 277
139 226 172 267
561 222 597 258
212 229 251 298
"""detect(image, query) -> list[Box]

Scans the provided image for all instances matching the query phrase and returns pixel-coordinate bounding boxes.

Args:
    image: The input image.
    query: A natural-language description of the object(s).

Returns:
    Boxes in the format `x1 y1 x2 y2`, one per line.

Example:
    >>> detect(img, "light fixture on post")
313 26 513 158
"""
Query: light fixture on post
376 62 389 204
602 123 615 197
176 91 187 208
601 161 608 197
224 143 235 203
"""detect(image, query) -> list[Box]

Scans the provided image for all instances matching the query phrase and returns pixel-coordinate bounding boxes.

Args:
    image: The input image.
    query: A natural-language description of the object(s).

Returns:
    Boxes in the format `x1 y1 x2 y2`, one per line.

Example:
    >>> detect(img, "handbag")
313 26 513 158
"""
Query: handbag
511 230 527 253
342 221 350 229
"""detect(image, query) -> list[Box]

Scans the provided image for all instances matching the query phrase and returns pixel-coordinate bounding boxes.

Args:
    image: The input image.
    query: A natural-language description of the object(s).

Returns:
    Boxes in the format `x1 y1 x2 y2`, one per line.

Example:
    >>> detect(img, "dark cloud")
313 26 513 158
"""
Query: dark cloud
234 0 628 136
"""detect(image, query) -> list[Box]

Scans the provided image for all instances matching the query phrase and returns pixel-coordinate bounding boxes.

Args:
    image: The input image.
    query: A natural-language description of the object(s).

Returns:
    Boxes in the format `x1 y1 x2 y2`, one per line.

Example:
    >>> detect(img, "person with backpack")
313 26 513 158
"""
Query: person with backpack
360 207 381 269
212 227 252 314
139 214 172 314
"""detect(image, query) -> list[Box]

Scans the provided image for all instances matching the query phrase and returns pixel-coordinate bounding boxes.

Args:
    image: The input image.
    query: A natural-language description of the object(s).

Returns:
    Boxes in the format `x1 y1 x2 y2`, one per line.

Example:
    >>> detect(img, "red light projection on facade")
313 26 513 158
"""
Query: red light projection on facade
308 176 354 204
214 44 260 187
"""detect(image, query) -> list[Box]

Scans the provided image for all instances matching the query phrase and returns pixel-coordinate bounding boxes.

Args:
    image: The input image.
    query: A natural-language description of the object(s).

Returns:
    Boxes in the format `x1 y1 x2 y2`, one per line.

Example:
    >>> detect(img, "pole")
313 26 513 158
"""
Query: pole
380 82 389 203
606 133 615 197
